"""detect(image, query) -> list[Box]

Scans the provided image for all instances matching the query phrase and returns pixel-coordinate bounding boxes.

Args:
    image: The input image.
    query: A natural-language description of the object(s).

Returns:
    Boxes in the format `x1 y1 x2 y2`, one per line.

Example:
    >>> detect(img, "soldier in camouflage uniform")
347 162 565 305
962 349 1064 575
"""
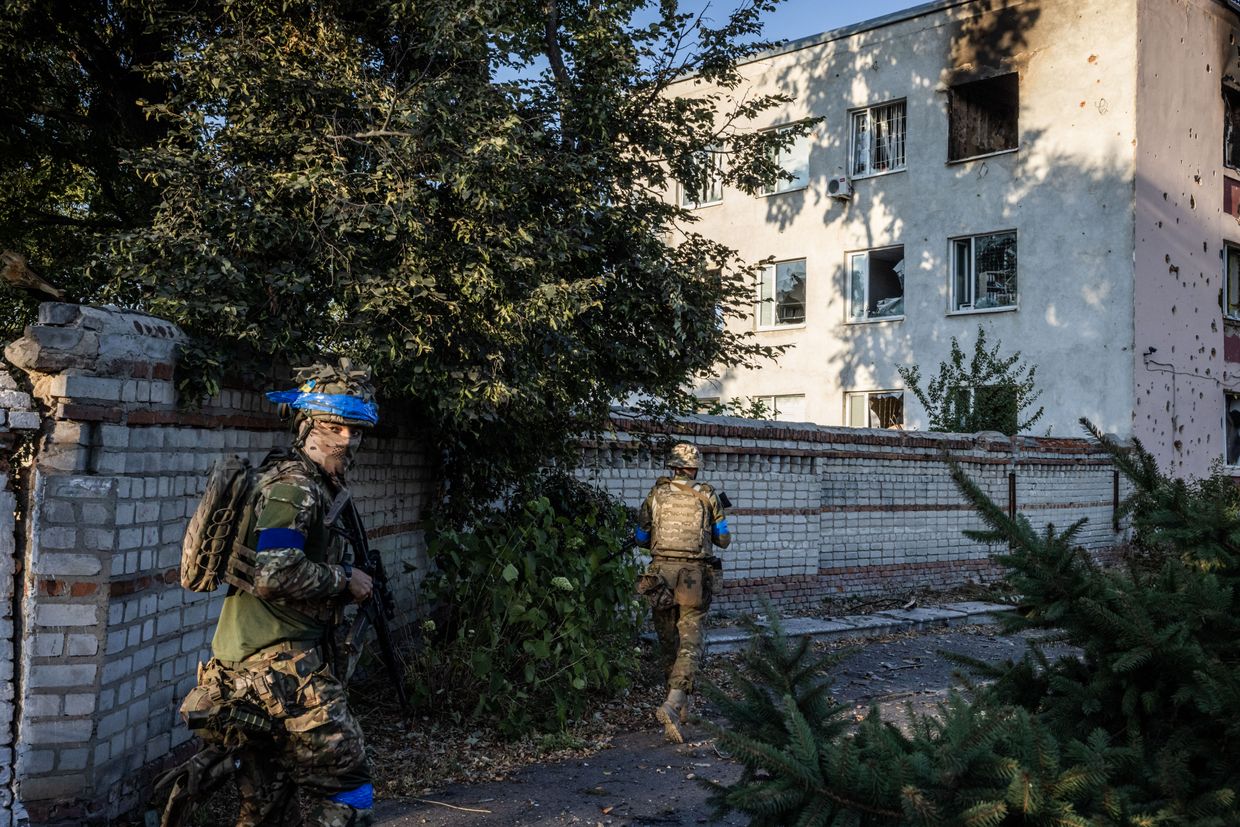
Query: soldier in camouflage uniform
179 359 379 826
636 441 731 743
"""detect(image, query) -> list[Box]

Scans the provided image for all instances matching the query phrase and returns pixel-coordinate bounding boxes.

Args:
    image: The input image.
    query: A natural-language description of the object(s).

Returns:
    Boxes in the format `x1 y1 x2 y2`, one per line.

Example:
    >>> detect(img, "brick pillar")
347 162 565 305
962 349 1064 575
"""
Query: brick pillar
5 304 184 824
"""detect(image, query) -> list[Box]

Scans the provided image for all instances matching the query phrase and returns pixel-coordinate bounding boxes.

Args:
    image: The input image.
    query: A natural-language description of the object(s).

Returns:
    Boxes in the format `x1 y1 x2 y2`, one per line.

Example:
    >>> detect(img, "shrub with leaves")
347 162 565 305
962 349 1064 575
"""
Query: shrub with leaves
703 420 1240 825
410 472 642 736
897 327 1044 435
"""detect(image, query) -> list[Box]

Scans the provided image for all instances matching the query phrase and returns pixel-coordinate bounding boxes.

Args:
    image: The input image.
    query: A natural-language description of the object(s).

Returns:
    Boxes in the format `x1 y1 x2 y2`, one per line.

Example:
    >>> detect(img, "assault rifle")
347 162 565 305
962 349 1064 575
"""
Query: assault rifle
326 490 413 723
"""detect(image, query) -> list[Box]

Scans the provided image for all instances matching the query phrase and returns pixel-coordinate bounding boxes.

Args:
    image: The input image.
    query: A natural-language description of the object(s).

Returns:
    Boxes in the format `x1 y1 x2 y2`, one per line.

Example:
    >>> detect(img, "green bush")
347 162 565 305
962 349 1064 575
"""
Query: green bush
411 472 643 736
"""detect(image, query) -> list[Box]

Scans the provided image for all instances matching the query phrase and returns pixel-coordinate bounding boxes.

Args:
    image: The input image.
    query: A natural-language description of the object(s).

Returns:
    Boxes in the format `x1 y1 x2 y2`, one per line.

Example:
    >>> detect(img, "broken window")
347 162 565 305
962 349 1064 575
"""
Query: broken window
1226 86 1240 170
1226 243 1240 319
752 394 806 422
845 390 903 429
1227 393 1240 465
848 246 905 321
760 126 810 195
757 259 807 327
948 73 1019 162
851 100 907 176
680 147 724 208
952 230 1017 311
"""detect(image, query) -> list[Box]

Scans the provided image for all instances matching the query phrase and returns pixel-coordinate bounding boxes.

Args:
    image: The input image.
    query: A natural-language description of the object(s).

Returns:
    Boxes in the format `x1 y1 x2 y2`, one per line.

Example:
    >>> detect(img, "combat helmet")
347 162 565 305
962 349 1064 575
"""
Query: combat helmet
666 441 701 470
266 357 379 429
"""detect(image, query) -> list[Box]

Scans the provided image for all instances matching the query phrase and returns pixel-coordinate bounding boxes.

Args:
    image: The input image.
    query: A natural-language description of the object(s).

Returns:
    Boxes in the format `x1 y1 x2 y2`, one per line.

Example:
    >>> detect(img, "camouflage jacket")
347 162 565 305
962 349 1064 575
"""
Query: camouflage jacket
211 450 352 662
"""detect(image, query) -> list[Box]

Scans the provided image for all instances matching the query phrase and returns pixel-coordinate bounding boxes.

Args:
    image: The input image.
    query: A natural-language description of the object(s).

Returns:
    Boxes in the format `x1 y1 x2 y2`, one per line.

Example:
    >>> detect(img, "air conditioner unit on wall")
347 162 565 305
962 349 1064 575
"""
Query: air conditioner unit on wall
827 175 853 199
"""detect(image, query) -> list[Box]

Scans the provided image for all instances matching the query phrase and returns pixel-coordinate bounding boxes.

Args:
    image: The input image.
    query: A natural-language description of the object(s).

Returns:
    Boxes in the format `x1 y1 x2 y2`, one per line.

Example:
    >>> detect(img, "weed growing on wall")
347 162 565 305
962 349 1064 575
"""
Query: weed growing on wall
702 420 1240 825
411 472 643 736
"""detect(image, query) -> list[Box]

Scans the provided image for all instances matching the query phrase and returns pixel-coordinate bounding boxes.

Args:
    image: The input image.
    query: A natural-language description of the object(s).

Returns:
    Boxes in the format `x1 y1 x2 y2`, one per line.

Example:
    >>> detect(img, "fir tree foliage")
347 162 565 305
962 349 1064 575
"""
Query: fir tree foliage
897 327 1045 436
705 421 1240 825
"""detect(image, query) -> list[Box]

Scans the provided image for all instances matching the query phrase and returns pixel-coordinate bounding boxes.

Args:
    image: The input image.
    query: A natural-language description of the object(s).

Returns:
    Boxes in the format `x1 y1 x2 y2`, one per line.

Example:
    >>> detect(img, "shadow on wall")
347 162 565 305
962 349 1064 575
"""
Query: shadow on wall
711 0 1136 435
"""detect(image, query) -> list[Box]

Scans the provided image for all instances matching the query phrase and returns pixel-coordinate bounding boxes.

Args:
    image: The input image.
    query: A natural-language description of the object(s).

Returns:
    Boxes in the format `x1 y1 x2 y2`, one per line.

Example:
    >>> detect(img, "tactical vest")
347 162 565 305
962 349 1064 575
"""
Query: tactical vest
650 477 712 557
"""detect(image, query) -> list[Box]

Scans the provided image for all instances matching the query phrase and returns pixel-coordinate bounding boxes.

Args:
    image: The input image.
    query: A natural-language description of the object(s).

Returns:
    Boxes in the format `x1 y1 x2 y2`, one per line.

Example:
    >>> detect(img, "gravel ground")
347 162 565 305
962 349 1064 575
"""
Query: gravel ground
371 622 1073 826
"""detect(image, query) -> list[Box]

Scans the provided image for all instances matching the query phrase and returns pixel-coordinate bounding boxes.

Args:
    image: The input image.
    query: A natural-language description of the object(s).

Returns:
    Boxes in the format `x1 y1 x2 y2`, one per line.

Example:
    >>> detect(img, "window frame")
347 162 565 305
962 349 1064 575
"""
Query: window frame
1225 85 1240 171
1226 392 1240 466
679 146 725 209
752 393 807 422
846 244 906 324
947 73 1020 164
948 229 1018 315
759 125 811 196
844 389 905 430
1226 242 1240 321
849 99 908 179
755 258 808 330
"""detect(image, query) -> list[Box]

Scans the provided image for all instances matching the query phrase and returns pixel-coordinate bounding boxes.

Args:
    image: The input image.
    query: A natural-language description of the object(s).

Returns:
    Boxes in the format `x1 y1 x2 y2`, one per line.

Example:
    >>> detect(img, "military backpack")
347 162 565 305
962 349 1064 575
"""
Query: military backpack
180 455 261 593
650 477 713 556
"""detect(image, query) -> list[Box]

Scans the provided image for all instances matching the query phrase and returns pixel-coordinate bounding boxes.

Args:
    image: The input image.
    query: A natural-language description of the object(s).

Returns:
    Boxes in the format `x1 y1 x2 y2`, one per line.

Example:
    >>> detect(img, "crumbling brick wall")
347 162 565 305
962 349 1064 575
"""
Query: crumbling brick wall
580 416 1130 614
0 369 42 827
3 304 433 825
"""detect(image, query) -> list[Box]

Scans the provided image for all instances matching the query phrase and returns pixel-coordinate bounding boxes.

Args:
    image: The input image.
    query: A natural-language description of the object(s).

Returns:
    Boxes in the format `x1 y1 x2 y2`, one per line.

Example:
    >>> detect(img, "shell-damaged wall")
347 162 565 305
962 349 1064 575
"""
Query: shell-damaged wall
674 0 1140 440
1134 0 1240 478
2 303 432 825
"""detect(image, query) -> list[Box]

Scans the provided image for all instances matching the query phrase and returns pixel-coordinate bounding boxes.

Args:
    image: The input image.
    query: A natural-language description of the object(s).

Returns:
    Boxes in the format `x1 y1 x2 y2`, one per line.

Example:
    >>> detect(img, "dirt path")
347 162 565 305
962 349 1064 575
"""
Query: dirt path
374 624 1067 826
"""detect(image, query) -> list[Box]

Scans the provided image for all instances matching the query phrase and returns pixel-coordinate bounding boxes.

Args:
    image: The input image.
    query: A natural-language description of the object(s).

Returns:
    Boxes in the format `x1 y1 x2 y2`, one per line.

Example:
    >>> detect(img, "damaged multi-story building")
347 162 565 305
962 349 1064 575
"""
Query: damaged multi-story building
679 0 1240 478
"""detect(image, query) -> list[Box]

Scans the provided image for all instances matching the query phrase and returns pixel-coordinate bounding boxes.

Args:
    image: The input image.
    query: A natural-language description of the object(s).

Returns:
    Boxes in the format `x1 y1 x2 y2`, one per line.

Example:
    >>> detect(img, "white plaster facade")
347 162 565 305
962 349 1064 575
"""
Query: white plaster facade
680 0 1240 478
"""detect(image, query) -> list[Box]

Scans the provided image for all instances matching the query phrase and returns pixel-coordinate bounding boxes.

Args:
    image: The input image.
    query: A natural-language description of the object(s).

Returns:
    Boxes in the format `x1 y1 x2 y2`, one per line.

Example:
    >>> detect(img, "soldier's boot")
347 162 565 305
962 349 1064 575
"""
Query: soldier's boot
656 689 688 744
679 693 692 724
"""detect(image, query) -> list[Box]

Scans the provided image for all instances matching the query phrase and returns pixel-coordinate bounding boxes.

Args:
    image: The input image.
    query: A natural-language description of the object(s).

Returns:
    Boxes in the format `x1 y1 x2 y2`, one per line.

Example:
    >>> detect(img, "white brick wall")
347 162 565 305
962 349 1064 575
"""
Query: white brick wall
579 416 1131 611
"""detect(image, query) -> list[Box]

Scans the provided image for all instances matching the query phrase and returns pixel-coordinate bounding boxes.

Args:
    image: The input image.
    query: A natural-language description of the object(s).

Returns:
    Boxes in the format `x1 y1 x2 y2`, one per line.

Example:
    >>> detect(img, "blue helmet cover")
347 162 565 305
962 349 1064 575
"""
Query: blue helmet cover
266 390 379 426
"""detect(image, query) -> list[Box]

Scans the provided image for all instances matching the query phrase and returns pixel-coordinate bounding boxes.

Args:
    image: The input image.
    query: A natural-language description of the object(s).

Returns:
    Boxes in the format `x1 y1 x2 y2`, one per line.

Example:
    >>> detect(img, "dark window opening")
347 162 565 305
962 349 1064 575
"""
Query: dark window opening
949 73 1019 161
1226 86 1240 170
849 246 905 320
1228 394 1240 465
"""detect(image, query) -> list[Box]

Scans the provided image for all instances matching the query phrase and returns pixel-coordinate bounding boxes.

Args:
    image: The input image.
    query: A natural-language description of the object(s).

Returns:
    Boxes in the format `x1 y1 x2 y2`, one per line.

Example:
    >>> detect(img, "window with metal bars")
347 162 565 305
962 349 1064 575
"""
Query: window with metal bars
851 101 907 177
951 231 1017 312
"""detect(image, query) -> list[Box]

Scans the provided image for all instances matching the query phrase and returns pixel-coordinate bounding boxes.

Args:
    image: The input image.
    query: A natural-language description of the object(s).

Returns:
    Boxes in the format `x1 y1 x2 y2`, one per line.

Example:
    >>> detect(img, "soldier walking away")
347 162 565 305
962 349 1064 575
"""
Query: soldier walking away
164 359 381 826
635 441 731 744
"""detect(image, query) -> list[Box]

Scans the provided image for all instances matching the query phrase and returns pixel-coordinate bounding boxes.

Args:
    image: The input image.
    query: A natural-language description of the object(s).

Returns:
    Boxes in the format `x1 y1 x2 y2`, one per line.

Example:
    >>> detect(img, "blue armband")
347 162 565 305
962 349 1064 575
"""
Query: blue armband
256 528 306 551
712 518 730 538
635 526 651 544
329 782 374 808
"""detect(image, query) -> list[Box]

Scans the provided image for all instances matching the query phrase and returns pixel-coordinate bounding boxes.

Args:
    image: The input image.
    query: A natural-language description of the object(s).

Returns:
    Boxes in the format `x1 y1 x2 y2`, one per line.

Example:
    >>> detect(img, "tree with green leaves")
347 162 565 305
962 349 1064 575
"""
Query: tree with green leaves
1 0 809 509
897 327 1044 436
702 420 1240 825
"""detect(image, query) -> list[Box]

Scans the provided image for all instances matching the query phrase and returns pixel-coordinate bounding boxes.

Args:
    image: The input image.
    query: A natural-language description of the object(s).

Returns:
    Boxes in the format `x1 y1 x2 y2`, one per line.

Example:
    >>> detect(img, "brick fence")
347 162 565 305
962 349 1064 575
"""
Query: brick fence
0 302 1131 824
580 415 1131 614
2 304 433 825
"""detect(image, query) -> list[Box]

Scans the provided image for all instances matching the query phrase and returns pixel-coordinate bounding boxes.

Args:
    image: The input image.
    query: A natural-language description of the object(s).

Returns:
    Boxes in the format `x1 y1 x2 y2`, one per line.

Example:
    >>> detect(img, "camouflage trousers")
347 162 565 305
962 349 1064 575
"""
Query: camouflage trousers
645 558 715 693
183 641 372 826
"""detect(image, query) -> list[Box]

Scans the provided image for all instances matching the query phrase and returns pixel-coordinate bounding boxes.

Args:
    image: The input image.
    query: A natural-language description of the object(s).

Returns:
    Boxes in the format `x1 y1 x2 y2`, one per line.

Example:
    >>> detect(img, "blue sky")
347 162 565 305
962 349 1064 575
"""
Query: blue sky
688 0 929 45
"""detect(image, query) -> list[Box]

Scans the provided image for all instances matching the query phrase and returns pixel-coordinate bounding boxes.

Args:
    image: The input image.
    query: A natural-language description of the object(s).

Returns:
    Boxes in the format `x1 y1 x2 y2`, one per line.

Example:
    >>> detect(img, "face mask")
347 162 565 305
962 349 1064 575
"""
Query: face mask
303 421 362 477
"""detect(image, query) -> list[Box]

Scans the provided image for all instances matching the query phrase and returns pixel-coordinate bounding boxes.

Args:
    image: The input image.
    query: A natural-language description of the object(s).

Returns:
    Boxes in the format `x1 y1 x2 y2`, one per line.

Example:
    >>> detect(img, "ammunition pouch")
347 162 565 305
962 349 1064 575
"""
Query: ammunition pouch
637 572 675 611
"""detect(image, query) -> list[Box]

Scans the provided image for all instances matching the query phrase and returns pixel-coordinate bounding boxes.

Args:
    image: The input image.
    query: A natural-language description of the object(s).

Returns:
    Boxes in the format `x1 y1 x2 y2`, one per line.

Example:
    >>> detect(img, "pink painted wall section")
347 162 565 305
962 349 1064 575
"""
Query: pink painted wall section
1134 0 1238 478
